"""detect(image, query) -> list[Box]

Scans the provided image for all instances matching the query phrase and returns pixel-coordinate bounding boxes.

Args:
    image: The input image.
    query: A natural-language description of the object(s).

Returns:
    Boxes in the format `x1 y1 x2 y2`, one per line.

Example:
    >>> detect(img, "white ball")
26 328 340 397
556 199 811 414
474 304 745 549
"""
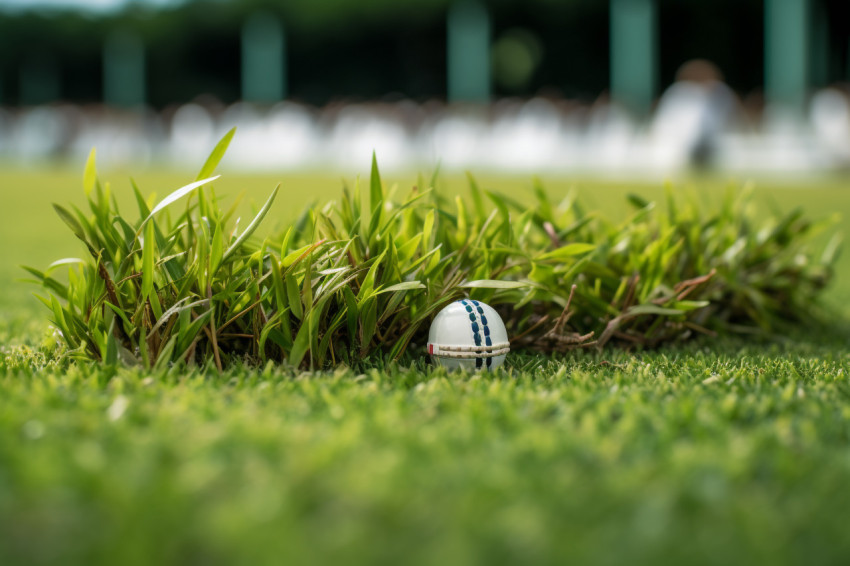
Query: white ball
427 300 510 371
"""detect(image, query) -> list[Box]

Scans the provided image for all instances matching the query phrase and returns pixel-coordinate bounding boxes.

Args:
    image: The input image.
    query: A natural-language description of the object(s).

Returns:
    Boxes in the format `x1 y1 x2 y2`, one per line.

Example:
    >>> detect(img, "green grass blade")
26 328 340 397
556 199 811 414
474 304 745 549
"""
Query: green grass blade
83 147 97 196
221 184 279 264
138 176 220 234
52 204 88 243
370 152 383 224
538 243 596 260
141 221 156 301
197 127 236 181
210 222 224 276
461 280 531 289
378 281 426 293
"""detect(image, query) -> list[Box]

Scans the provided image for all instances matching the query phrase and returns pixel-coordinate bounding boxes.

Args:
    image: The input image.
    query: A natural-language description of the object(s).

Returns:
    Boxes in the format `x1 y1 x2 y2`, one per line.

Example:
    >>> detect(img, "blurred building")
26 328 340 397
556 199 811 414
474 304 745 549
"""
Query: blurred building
0 0 846 112
0 0 849 174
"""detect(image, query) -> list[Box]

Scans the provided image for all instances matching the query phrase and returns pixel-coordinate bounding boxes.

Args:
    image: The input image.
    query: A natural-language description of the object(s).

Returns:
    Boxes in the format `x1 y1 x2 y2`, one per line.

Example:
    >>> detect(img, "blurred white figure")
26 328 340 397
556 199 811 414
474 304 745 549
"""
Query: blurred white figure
267 102 319 169
71 108 156 167
554 104 585 171
428 110 490 170
6 87 850 174
14 106 69 162
328 105 411 171
584 99 636 171
810 87 850 168
489 98 564 171
169 103 215 167
761 104 820 173
212 102 320 171
651 60 737 170
219 102 270 168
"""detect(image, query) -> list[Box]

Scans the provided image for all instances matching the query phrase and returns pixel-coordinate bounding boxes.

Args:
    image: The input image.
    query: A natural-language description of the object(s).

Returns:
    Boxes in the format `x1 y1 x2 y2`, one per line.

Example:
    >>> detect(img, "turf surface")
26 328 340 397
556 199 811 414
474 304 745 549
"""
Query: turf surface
2 166 850 565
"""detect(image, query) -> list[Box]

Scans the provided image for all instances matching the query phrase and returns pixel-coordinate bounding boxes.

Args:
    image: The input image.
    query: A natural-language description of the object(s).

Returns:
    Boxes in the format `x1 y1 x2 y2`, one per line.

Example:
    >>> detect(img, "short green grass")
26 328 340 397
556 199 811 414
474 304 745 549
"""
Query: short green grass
2 165 850 565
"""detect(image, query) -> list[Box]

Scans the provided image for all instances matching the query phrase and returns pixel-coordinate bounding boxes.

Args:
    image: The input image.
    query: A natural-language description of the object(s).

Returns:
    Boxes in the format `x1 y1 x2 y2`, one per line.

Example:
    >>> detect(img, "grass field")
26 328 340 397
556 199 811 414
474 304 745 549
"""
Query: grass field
2 165 850 565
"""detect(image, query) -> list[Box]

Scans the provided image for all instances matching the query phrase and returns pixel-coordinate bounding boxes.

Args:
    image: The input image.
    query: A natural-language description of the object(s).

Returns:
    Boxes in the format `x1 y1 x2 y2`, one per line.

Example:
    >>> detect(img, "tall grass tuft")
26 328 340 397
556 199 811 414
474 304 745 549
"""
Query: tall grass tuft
24 131 840 369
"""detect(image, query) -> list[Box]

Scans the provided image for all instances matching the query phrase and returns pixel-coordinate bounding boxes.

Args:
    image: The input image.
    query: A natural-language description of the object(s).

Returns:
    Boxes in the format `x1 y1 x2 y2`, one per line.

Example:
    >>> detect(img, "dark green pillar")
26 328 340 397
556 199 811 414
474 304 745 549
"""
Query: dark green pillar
242 12 286 103
765 0 809 111
104 31 145 107
610 0 657 116
447 1 490 103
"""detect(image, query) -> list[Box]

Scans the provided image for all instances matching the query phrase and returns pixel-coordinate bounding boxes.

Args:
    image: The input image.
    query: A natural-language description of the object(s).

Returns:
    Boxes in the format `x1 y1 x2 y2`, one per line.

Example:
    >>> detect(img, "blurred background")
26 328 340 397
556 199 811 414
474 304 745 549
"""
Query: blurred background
1 0 850 175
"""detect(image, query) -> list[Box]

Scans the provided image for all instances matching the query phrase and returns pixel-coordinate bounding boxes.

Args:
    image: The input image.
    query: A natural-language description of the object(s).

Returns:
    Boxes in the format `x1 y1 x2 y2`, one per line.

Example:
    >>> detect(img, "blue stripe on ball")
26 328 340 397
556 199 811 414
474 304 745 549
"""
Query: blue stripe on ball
463 299 487 369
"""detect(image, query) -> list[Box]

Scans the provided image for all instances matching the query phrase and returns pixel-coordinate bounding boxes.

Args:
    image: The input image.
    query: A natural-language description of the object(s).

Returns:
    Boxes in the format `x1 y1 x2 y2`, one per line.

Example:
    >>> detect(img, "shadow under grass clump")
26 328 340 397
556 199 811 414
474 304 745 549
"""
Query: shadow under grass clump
22 129 841 372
